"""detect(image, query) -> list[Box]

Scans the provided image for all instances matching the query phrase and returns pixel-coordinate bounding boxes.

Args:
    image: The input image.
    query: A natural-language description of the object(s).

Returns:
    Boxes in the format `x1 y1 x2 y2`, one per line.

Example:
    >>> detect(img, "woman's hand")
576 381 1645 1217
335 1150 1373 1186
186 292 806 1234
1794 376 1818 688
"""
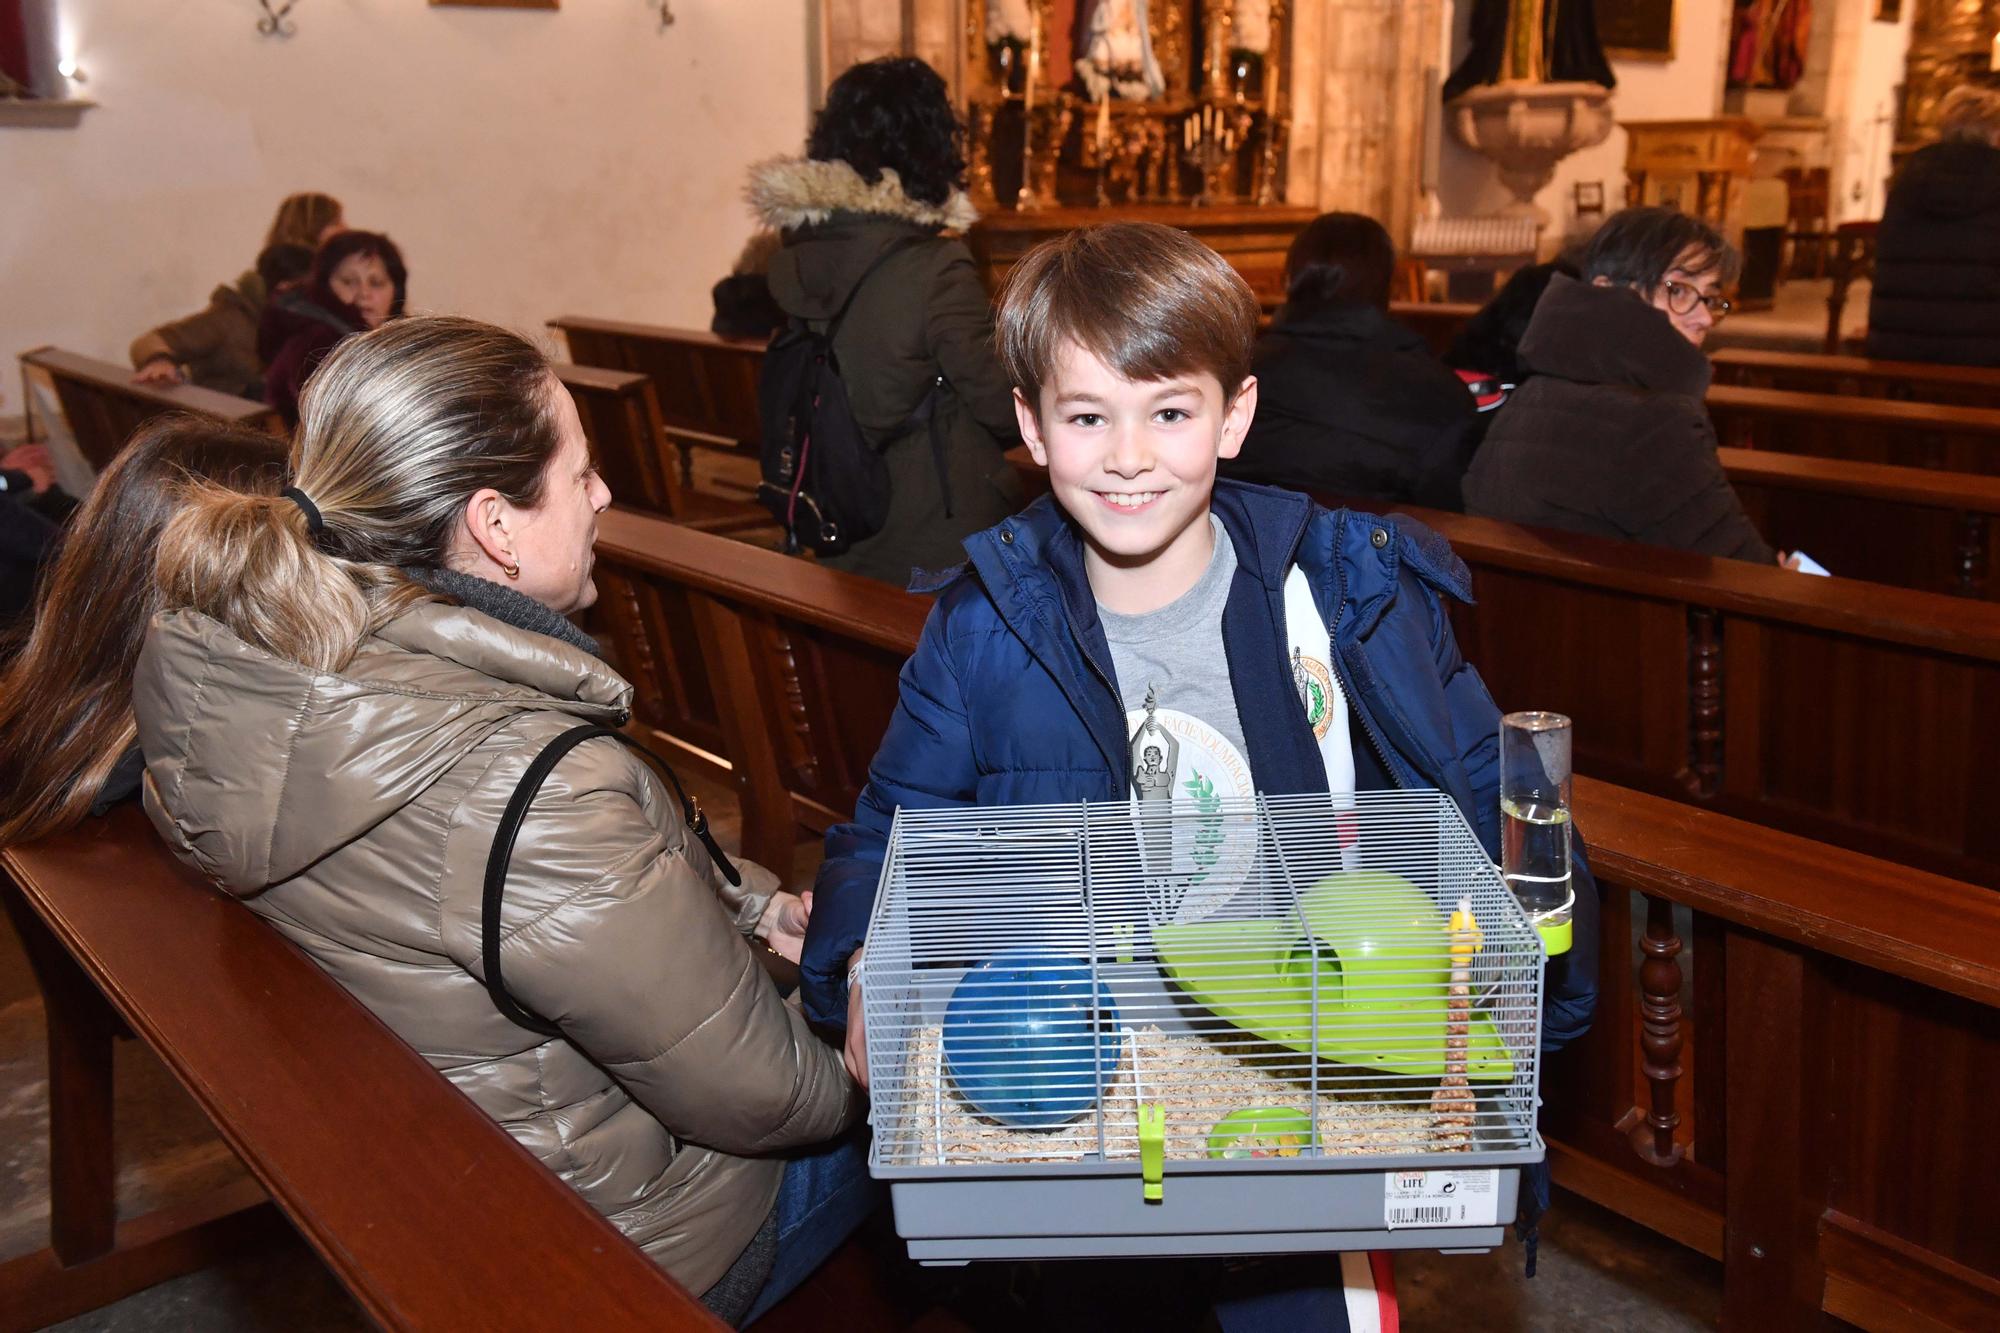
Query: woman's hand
132 357 185 387
755 890 811 964
0 445 53 493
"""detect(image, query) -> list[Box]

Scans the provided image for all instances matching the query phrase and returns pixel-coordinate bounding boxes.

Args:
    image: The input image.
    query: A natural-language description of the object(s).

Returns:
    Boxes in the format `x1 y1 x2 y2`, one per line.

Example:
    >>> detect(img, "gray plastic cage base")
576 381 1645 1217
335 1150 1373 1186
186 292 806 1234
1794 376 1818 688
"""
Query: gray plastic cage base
904 1226 1504 1263
885 1158 1528 1263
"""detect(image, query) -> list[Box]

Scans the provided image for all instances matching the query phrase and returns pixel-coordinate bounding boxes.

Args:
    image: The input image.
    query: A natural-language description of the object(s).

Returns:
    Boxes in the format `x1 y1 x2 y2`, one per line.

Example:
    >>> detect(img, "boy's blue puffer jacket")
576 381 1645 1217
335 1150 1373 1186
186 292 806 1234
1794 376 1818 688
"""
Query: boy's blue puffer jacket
802 478 1599 1054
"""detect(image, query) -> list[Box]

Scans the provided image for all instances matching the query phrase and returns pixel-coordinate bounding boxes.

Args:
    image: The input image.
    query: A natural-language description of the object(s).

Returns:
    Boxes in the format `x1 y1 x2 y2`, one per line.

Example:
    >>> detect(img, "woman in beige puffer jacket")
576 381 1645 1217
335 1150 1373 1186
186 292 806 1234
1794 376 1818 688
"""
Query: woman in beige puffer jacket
132 316 859 1323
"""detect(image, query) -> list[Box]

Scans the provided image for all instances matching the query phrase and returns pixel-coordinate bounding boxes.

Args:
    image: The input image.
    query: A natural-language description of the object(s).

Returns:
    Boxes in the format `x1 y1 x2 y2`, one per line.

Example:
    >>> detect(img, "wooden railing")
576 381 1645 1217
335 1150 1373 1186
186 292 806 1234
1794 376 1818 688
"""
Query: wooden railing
21 347 278 467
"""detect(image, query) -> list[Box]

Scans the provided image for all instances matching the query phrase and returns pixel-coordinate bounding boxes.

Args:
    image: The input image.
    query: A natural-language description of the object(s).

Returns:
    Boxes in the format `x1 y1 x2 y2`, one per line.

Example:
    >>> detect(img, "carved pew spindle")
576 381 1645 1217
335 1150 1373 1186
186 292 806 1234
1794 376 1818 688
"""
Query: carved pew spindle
1685 607 1723 798
1631 893 1686 1168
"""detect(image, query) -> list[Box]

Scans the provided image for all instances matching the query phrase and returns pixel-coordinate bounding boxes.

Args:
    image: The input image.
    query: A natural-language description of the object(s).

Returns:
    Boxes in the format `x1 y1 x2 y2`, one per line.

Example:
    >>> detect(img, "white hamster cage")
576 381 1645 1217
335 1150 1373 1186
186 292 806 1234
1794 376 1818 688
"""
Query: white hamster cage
860 789 1545 1263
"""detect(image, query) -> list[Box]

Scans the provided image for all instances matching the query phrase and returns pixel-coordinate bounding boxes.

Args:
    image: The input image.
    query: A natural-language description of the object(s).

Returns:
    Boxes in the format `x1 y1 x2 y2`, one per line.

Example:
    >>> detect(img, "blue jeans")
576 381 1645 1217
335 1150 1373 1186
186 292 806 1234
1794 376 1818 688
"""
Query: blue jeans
740 1130 882 1325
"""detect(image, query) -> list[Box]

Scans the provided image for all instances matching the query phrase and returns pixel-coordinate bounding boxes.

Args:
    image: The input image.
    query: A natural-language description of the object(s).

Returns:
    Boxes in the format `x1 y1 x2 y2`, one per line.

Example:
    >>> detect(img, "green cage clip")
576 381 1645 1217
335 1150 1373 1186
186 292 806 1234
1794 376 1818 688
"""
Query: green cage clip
1139 1104 1166 1203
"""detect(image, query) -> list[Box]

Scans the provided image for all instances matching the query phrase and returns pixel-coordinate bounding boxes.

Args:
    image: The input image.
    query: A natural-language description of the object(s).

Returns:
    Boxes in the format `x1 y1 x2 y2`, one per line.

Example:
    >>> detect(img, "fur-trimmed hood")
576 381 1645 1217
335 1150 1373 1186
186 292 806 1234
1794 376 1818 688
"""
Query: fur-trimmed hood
747 155 978 234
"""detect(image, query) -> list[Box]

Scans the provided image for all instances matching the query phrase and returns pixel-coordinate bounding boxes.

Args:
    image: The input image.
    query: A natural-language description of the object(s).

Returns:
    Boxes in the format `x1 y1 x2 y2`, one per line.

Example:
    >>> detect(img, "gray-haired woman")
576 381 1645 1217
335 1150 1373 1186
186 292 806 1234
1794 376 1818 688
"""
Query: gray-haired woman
135 316 867 1324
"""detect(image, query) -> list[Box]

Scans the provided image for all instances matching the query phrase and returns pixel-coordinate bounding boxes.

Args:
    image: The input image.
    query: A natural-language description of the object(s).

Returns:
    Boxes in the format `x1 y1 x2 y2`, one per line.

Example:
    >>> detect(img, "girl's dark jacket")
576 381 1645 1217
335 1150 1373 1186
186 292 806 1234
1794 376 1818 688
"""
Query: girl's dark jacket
1462 274 1776 564
751 157 1024 587
1227 302 1479 510
801 479 1601 1058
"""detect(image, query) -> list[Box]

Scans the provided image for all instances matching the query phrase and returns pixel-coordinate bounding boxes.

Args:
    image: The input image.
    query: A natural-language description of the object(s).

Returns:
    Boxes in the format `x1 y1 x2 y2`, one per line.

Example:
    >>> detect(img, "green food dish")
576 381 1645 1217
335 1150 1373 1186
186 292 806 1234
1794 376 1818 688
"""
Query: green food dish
1152 871 1516 1080
1206 1107 1315 1159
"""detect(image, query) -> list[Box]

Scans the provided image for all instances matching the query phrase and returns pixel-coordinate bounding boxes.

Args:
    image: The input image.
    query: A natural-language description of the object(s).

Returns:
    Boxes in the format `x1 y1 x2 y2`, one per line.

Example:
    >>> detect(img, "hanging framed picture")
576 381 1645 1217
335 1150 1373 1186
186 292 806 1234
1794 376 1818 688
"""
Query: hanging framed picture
1595 0 1676 62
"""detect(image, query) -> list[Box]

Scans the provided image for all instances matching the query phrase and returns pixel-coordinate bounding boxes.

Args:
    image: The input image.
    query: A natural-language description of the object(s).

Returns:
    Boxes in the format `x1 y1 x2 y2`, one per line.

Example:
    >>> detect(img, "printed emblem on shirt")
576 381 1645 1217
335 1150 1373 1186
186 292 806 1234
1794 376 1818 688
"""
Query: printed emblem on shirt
1291 648 1336 741
1127 684 1255 919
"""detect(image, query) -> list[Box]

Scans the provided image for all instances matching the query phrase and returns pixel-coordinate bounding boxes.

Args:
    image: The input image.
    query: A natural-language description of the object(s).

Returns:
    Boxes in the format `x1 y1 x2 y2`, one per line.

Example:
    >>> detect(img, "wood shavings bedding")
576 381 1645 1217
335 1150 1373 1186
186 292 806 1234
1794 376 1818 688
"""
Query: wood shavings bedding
882 1024 1472 1167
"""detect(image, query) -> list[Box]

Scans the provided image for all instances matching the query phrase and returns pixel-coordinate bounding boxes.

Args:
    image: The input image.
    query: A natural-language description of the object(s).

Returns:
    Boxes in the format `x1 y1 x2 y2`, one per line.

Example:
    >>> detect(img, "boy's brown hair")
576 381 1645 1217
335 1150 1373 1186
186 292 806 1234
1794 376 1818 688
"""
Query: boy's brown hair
997 221 1261 413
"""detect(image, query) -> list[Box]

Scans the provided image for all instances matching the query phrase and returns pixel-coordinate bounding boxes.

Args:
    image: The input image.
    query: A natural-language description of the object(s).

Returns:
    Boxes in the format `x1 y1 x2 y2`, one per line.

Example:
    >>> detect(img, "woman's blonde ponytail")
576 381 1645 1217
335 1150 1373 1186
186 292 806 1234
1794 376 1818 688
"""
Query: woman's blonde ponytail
153 486 377 672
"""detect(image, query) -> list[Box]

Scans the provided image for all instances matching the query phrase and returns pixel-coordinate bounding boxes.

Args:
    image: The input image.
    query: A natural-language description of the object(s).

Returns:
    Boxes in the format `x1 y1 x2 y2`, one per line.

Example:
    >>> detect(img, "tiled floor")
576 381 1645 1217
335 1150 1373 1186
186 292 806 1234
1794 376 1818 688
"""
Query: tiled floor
4 769 1729 1331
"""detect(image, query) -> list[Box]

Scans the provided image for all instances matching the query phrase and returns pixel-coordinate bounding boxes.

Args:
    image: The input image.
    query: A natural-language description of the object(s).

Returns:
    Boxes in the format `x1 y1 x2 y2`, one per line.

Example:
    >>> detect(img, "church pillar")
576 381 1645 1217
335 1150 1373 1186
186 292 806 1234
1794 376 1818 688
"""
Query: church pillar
1289 0 1444 246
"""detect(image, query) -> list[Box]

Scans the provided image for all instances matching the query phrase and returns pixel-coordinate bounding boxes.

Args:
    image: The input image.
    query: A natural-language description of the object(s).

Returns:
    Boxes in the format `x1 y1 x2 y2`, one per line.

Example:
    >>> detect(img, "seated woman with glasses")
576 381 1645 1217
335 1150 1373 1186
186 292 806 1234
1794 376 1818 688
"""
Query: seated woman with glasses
1463 206 1790 566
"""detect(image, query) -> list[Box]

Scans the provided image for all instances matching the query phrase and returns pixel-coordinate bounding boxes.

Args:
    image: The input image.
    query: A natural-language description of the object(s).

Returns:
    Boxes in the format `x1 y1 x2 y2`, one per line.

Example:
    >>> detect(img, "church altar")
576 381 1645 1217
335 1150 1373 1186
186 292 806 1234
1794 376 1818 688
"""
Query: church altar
961 1 1300 296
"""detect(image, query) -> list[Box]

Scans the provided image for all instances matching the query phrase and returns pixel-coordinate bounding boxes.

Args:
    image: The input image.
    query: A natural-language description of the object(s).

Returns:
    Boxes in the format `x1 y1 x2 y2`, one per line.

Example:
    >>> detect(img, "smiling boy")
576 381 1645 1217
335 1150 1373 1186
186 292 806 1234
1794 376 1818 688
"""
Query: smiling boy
802 219 1597 1088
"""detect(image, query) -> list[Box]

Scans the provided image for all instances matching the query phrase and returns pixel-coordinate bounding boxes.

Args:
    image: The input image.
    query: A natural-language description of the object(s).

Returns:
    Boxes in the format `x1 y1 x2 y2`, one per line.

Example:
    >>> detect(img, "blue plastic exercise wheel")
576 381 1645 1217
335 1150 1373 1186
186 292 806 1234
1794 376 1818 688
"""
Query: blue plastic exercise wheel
941 950 1122 1130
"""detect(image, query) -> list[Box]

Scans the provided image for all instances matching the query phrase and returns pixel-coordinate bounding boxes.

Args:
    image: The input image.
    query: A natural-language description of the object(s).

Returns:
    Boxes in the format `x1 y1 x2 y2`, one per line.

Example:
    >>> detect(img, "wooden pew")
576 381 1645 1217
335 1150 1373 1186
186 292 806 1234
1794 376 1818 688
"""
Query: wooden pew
0 806 721 1331
1416 507 2000 887
549 318 764 489
1708 383 2000 477
553 361 770 534
591 510 2000 1330
1712 347 2000 410
1718 446 2000 599
1386 301 1478 360
632 469 2000 888
1555 778 2000 1331
21 347 278 468
594 508 924 885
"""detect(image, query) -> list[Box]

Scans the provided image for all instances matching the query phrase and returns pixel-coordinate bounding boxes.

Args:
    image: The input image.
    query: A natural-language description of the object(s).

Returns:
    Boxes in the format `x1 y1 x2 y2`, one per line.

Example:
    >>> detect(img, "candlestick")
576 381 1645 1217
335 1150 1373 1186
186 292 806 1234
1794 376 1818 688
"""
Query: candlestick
1097 90 1111 155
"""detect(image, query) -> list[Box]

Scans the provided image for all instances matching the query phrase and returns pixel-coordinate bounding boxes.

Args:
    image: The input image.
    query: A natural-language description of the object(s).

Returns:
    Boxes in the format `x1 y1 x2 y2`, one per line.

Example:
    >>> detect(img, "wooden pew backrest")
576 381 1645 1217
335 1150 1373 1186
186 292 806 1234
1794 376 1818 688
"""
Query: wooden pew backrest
22 347 277 468
1712 347 2000 410
550 318 764 462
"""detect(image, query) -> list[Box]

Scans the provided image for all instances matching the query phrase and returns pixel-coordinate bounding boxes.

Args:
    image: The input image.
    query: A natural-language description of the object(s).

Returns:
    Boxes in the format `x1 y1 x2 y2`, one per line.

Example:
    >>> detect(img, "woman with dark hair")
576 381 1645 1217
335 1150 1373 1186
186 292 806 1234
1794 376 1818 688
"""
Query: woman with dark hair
0 417 287 846
749 55 1022 586
1224 211 1478 509
261 229 409 429
134 317 861 1325
129 191 345 396
1463 207 1786 564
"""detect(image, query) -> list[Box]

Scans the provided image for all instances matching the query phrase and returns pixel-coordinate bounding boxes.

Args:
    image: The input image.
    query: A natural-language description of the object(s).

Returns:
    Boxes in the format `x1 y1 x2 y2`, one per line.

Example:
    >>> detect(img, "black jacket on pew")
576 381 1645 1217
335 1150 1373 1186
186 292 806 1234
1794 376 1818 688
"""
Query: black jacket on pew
1462 274 1777 564
1867 138 2000 367
1224 304 1478 511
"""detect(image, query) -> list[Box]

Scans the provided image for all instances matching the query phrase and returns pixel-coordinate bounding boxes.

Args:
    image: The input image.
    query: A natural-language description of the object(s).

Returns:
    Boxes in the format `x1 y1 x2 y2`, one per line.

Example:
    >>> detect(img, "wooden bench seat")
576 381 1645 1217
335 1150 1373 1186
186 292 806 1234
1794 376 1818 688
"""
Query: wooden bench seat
0 805 721 1331
553 360 770 535
21 347 278 468
549 318 765 487
590 509 2000 1330
1712 347 2000 410
1708 383 2000 478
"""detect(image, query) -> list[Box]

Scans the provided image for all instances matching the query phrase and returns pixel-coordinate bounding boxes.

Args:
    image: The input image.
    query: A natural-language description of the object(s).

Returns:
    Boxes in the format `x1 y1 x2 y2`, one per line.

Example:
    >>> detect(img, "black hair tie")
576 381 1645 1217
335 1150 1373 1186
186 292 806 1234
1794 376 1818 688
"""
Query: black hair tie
281 486 325 537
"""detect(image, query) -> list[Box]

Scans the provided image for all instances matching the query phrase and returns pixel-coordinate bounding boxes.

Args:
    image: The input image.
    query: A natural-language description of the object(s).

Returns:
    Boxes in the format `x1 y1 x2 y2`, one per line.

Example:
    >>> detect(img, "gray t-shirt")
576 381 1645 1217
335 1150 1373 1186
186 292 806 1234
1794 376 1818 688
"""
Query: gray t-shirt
1099 518 1256 807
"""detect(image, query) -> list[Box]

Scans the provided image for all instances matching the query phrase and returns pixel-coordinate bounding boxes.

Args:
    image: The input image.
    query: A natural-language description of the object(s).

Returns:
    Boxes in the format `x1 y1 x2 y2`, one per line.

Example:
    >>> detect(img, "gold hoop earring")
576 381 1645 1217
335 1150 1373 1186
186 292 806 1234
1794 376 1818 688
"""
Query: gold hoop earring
502 561 520 579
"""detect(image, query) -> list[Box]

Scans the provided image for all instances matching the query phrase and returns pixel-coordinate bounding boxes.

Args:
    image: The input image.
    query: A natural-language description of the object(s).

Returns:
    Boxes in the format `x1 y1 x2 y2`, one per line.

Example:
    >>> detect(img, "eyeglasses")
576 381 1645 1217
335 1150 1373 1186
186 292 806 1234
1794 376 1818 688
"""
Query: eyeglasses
1660 278 1732 320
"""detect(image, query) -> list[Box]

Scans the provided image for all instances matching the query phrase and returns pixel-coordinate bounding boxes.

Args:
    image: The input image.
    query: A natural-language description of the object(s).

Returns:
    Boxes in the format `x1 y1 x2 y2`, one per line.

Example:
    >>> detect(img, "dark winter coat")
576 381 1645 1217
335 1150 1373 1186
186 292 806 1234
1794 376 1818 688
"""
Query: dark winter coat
129 270 268 399
1867 138 2000 367
1462 275 1776 564
752 158 1023 587
1227 303 1479 510
801 479 1601 1057
259 287 364 430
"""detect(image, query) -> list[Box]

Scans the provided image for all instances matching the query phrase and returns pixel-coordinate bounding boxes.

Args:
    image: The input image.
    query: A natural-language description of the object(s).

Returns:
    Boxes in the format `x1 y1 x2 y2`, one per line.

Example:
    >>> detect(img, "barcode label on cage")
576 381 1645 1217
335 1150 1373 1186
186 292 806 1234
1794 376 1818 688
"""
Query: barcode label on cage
1383 1170 1500 1229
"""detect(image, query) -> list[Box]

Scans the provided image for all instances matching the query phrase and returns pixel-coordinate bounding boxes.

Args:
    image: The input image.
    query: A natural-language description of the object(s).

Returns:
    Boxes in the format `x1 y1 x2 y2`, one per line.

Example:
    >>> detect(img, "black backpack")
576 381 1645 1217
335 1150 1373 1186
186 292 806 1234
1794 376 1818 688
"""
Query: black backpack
757 238 952 557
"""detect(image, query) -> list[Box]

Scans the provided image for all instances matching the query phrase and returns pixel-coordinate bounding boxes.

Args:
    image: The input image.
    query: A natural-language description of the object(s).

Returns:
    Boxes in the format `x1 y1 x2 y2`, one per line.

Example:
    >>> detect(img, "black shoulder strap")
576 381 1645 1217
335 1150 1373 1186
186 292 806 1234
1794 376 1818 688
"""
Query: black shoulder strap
481 723 740 1037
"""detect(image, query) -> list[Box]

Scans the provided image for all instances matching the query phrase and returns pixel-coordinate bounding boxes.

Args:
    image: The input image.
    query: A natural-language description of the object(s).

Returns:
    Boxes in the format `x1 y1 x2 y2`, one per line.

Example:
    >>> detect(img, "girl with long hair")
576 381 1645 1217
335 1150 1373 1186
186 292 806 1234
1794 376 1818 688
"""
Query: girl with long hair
0 417 287 846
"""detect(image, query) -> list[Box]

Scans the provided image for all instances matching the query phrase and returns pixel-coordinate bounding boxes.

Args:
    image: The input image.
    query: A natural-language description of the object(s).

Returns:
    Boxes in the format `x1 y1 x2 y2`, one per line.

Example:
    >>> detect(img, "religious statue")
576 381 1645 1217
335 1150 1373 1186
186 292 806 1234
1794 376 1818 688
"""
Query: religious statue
1231 0 1273 56
1442 0 1615 100
985 0 1033 45
1075 0 1166 101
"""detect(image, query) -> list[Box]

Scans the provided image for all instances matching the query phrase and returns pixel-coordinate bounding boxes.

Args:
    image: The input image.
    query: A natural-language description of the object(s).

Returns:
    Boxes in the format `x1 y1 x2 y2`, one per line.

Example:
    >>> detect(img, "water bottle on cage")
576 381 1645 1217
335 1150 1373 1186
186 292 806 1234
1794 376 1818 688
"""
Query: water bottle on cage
1499 711 1576 957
